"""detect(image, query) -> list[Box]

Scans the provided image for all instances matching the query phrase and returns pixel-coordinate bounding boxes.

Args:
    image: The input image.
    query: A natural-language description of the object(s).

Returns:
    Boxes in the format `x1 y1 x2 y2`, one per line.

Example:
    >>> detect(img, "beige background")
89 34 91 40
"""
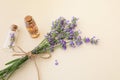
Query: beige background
0 0 120 80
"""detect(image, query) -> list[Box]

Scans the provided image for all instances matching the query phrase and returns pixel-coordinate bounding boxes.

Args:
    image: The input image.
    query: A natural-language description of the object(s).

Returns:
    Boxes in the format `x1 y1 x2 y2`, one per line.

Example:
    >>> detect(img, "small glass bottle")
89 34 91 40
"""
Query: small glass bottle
3 24 19 49
24 15 40 38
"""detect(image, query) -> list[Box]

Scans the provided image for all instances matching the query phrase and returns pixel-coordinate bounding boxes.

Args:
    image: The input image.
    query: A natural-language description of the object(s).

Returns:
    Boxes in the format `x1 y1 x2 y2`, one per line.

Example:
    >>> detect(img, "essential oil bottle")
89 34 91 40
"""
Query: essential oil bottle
3 24 19 49
24 15 40 38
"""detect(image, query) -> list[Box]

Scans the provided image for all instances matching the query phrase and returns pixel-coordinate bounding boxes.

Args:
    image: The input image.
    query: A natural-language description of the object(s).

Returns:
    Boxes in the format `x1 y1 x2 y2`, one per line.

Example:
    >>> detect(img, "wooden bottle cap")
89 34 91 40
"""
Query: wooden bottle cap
24 15 32 22
11 24 18 31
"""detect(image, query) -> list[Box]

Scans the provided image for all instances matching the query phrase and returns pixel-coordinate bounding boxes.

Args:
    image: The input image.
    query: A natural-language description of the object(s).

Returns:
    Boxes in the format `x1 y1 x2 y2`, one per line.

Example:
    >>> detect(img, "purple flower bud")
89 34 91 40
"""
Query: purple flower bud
62 45 67 50
50 45 54 52
55 60 59 65
68 35 73 40
66 20 69 24
65 28 72 32
75 36 82 46
76 40 83 46
69 30 74 35
59 40 67 50
60 20 64 25
59 40 65 44
84 38 90 43
78 30 82 34
70 23 77 29
70 41 75 48
9 42 14 48
77 36 82 40
10 33 15 38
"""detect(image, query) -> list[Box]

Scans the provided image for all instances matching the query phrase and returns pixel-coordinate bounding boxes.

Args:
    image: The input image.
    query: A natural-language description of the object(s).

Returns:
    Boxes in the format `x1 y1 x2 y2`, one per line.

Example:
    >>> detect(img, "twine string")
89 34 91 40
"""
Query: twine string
12 46 51 80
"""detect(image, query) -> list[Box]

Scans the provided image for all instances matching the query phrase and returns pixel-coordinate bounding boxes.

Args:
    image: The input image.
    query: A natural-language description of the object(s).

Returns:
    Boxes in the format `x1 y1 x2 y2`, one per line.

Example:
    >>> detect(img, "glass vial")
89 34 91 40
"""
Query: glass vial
24 15 40 38
3 24 19 49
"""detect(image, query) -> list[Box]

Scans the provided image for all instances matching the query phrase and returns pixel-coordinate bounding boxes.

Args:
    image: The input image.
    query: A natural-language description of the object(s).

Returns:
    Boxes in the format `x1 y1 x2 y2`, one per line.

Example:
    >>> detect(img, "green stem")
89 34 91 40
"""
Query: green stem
5 58 21 65
6 68 18 80
0 76 5 80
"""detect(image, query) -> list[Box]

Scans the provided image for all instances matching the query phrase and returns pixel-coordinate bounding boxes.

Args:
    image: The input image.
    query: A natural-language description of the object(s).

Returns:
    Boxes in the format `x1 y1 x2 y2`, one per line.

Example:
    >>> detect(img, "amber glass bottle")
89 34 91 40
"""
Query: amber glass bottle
24 15 40 38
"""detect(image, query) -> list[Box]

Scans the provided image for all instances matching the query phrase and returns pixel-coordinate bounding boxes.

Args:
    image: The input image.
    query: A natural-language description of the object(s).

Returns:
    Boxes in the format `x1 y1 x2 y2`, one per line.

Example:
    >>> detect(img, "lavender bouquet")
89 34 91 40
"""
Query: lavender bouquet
0 17 98 80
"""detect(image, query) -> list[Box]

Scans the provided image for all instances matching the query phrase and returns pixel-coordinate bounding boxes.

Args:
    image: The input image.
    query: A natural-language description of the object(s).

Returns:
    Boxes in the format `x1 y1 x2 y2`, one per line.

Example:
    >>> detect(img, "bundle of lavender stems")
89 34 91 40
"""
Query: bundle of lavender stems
0 17 98 80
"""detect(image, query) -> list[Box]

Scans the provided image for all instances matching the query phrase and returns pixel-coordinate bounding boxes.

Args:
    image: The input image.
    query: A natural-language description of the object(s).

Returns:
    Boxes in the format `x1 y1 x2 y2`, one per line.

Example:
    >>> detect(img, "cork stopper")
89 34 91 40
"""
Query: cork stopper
24 15 32 22
11 24 18 31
